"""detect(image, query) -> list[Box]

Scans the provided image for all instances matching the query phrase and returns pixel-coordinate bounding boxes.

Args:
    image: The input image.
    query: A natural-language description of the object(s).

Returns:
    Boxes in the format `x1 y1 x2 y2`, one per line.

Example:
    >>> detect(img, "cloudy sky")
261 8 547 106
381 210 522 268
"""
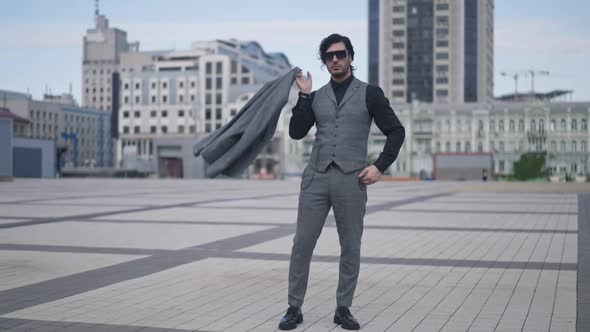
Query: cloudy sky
1 0 589 103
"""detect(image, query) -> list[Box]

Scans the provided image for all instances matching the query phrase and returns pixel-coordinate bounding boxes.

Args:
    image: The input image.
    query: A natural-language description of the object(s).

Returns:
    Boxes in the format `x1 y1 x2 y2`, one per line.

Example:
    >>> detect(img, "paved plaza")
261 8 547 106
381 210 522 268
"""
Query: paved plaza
0 179 588 331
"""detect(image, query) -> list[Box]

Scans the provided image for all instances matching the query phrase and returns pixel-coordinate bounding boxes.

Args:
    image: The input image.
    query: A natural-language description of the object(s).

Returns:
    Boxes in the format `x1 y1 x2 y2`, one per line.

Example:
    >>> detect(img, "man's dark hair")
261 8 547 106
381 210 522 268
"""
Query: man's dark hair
318 33 355 73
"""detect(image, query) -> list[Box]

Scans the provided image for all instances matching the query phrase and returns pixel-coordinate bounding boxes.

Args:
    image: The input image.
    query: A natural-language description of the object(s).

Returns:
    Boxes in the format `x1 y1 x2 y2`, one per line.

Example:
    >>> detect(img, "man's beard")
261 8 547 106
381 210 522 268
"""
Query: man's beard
330 64 349 79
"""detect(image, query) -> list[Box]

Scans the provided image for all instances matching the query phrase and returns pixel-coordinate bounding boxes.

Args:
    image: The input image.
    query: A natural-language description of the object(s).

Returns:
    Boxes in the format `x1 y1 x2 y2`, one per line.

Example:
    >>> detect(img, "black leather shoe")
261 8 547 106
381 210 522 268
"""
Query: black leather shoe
334 306 360 330
278 306 303 330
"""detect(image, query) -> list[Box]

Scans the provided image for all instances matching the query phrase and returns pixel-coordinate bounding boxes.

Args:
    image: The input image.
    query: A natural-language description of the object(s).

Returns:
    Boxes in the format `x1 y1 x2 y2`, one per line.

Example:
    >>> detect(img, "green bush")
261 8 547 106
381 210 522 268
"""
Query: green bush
512 153 549 181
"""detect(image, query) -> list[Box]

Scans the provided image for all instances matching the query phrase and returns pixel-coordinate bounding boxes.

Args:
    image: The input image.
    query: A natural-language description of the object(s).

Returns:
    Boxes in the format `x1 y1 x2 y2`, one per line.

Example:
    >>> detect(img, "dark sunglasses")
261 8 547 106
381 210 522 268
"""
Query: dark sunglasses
323 50 348 62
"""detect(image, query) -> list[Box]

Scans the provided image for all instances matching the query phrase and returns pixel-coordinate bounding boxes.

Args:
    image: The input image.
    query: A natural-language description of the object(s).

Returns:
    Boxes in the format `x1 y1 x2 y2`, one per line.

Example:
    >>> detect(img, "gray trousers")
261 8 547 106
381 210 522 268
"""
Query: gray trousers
288 163 367 308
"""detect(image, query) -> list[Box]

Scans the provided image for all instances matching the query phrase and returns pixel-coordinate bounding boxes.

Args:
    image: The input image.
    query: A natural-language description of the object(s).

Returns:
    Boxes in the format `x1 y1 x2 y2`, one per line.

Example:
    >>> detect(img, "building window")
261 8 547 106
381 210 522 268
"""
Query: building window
445 142 451 152
436 40 449 47
124 96 129 104
582 141 587 152
392 54 405 61
135 96 140 103
436 90 448 96
551 141 556 152
162 82 167 89
436 52 449 60
135 83 140 90
560 140 566 152
530 120 536 131
161 126 167 134
216 62 222 73
123 111 129 118
123 126 129 134
392 30 405 37
151 82 156 89
436 3 449 10
162 110 168 117
465 142 471 153
393 18 405 24
151 110 157 118
134 111 140 118
206 78 212 90
178 110 185 117
206 63 212 74
179 81 184 88
216 77 222 89
499 120 504 132
572 119 578 131
190 81 195 88
150 126 156 134
392 79 405 85
162 95 167 103
561 119 566 131
436 16 449 25
189 125 196 133
392 90 404 97
509 120 515 132
178 125 185 134
455 142 461 152
393 66 404 73
216 93 222 104
477 142 483 152
519 120 525 132
190 95 195 102
151 96 156 103
499 160 505 172
582 119 588 131
539 119 545 132
436 77 448 84
124 83 129 90
205 108 211 120
499 141 504 152
242 77 250 84
205 123 212 132
436 65 448 72
215 108 222 120
572 141 577 152
134 126 140 134
393 5 404 13
205 94 212 104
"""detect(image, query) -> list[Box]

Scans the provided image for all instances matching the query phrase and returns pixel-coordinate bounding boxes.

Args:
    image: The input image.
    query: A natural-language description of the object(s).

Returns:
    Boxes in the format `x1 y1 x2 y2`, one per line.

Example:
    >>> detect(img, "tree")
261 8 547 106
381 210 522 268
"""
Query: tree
512 152 548 181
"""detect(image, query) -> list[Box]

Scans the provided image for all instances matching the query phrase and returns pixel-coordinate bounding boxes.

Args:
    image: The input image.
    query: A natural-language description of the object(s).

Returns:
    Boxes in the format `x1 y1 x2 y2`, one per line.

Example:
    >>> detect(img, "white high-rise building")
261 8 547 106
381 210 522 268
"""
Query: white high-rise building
82 13 139 111
116 39 301 177
369 0 494 104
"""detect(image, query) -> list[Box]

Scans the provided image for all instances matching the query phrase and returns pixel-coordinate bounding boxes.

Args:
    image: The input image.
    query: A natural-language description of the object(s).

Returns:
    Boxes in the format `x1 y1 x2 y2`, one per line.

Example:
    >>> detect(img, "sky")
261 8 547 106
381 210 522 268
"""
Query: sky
1 0 589 103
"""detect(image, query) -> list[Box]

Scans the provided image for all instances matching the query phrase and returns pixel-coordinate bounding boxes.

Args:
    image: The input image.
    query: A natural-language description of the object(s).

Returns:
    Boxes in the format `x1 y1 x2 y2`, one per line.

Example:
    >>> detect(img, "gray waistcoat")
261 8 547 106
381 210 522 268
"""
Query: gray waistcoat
309 77 372 173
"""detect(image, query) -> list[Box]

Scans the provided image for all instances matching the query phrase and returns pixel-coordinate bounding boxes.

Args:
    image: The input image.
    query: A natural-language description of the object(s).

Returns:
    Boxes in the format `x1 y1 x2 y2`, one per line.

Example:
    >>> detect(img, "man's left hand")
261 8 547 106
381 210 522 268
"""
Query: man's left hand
358 165 382 186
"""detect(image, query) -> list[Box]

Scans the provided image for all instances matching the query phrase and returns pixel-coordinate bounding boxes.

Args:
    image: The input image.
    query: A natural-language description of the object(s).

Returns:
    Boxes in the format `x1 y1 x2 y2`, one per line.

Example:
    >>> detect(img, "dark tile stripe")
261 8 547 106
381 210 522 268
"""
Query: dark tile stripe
362 225 577 234
390 208 577 216
578 193 590 332
0 192 298 229
0 317 193 331
211 251 577 271
0 244 171 256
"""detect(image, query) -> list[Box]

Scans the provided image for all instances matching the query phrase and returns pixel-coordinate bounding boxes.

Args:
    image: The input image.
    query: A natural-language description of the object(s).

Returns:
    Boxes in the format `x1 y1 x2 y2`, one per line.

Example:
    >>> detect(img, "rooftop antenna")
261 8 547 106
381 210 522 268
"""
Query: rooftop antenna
94 0 100 26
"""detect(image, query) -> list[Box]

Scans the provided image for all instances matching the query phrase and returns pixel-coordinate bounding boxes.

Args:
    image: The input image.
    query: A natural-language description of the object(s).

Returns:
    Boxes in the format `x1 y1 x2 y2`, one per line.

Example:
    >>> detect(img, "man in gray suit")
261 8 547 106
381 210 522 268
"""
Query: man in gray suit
279 34 405 330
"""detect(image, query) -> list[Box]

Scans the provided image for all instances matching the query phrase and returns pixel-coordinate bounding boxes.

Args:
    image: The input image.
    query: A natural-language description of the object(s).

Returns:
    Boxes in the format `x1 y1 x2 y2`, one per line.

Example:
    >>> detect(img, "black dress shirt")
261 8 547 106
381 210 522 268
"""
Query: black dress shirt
289 75 405 173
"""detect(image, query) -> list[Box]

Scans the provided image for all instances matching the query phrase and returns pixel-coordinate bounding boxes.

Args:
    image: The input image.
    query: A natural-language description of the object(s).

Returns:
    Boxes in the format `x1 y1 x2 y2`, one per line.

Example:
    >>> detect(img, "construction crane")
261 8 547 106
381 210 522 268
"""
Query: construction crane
526 69 550 93
500 71 522 95
500 69 550 97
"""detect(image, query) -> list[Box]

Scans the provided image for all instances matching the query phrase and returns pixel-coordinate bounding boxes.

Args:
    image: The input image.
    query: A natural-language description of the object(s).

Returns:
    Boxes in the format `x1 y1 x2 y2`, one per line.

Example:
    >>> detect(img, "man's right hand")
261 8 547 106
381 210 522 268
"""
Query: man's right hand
296 70 312 94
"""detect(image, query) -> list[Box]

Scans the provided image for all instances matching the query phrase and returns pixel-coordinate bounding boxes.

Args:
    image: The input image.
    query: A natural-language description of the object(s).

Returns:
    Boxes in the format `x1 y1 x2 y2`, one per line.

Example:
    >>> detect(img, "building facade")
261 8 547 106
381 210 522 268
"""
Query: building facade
369 0 494 104
82 14 139 111
115 39 301 178
385 101 590 178
1 89 113 168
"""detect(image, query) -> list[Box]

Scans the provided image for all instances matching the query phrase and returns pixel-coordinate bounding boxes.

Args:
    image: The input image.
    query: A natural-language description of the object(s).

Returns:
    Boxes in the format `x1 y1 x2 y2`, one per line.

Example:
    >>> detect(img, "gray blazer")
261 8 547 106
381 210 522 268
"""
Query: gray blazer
193 67 299 178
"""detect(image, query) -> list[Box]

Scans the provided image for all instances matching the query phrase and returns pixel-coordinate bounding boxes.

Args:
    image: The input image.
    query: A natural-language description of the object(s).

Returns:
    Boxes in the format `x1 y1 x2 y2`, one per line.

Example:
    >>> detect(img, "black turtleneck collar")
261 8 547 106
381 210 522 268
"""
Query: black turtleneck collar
330 75 354 105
